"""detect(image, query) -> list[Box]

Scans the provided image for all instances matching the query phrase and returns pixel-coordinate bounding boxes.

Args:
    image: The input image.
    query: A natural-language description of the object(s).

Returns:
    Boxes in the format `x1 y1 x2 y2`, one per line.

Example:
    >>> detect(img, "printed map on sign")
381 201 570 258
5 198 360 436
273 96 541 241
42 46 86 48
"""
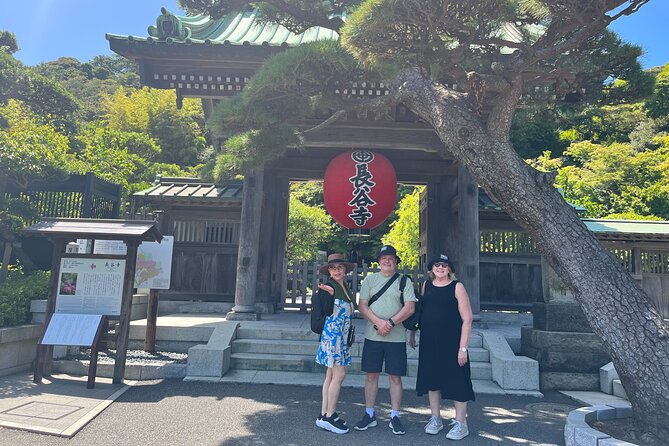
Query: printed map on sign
134 236 174 289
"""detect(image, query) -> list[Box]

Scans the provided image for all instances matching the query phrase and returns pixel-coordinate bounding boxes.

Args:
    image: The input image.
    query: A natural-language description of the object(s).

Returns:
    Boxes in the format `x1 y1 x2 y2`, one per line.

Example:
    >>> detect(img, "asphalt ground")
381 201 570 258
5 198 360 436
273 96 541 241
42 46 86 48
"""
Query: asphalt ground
0 379 577 445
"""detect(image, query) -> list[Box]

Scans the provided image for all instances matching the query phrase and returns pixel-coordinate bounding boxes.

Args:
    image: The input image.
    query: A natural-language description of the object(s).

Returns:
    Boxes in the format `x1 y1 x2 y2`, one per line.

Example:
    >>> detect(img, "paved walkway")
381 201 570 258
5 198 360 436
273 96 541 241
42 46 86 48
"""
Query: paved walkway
0 377 578 445
0 373 131 437
0 310 548 442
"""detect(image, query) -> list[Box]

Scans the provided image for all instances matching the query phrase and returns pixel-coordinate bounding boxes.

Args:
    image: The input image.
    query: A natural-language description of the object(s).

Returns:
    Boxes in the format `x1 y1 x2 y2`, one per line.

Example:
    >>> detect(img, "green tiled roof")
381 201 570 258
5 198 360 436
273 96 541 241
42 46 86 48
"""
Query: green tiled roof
106 8 338 47
583 219 669 236
107 8 535 49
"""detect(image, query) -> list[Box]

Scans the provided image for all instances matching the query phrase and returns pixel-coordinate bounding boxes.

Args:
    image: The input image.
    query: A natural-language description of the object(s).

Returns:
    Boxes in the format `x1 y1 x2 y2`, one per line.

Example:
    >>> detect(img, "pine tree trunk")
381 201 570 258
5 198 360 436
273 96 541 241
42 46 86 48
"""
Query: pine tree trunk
397 71 669 441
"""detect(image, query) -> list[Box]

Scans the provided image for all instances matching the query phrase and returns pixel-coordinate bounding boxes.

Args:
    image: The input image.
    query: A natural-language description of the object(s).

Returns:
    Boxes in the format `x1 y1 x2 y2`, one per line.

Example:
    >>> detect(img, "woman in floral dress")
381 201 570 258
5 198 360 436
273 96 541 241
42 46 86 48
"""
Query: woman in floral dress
315 253 357 434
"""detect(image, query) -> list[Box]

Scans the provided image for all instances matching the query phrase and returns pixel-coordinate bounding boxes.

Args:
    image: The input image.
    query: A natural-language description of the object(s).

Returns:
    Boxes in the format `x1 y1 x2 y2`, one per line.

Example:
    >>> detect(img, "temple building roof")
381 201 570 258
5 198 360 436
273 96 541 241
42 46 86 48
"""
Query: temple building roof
583 219 669 241
106 8 338 49
132 176 243 206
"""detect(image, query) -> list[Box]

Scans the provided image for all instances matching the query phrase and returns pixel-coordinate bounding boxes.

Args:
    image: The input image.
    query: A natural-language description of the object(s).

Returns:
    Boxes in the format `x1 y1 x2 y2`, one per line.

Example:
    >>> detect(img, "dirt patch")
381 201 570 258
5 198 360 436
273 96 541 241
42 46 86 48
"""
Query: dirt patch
590 417 666 446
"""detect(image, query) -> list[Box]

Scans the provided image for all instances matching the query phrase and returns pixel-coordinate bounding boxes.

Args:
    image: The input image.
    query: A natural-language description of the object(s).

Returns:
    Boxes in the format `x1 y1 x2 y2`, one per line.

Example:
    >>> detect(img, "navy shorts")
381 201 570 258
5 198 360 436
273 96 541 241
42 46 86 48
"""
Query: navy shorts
360 339 407 376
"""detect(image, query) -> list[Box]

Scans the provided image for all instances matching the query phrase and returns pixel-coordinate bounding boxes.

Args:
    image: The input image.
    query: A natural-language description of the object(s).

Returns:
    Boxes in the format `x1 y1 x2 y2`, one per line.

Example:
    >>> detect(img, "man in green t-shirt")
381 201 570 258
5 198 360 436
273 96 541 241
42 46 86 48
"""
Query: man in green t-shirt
353 245 416 435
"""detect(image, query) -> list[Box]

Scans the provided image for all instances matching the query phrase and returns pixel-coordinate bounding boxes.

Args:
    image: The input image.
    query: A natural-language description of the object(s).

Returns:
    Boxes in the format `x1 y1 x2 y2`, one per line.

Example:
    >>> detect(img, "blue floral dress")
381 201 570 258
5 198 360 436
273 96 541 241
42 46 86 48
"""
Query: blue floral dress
315 298 354 367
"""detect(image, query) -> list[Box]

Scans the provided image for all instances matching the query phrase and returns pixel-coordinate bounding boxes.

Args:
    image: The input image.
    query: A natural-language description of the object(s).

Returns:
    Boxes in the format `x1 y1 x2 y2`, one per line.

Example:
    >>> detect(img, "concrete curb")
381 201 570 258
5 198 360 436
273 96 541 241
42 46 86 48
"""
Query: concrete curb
52 359 187 380
479 330 540 392
564 405 635 446
185 320 240 379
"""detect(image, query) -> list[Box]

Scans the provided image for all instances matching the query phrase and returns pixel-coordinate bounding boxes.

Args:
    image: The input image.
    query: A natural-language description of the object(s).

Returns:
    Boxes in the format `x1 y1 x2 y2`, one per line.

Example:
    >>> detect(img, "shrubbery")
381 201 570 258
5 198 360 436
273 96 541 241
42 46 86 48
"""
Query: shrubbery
0 269 50 328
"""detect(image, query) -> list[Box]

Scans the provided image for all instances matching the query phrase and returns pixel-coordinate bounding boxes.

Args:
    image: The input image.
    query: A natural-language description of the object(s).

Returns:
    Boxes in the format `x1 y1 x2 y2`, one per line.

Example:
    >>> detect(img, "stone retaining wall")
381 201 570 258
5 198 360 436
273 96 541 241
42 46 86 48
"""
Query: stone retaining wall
0 324 41 377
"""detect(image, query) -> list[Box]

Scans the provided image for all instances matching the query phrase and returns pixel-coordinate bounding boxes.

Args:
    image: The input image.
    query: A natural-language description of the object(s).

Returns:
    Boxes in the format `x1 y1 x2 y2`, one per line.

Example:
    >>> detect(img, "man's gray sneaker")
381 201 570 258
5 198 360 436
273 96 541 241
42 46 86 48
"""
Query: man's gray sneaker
425 416 443 435
353 413 377 431
446 420 469 440
389 415 405 435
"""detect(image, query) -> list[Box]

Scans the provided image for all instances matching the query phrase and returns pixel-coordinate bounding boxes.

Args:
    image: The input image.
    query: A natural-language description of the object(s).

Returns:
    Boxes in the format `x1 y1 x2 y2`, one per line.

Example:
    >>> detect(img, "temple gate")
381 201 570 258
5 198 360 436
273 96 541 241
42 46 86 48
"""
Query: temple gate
108 8 482 320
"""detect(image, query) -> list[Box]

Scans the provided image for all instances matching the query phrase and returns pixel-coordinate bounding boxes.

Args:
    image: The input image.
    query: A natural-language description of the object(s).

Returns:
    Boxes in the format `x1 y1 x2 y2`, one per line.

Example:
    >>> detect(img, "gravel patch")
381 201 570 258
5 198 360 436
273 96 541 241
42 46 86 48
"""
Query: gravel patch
67 349 187 364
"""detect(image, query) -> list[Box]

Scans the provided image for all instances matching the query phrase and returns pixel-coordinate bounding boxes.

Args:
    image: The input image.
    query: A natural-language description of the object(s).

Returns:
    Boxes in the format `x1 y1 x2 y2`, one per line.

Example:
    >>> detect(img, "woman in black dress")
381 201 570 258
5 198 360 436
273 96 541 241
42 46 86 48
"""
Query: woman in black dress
409 254 474 440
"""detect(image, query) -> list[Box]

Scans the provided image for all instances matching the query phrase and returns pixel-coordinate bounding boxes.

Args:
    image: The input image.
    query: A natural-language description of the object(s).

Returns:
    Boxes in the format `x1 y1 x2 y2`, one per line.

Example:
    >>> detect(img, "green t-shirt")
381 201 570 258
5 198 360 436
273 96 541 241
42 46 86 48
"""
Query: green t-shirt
359 272 417 343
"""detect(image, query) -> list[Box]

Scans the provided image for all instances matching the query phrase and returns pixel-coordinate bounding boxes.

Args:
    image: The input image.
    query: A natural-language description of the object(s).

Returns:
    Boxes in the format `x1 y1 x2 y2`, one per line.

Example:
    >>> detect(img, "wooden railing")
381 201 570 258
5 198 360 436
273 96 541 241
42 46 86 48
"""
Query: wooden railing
280 260 424 311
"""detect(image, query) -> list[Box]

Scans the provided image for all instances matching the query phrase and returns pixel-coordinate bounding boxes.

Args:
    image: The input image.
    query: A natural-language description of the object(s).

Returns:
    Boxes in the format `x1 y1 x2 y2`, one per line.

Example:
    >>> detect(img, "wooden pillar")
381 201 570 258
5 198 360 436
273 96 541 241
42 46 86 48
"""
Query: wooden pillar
271 177 290 301
82 172 94 218
144 289 159 352
34 238 67 382
425 176 458 262
113 239 139 384
256 170 276 310
256 173 289 311
457 166 481 318
227 168 263 320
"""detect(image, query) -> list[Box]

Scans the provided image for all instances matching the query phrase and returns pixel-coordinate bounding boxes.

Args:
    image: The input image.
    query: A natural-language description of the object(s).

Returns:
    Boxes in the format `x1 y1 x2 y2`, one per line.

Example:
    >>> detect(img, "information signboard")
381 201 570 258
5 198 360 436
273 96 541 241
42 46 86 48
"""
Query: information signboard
134 236 174 289
41 313 104 346
55 258 125 315
93 239 127 255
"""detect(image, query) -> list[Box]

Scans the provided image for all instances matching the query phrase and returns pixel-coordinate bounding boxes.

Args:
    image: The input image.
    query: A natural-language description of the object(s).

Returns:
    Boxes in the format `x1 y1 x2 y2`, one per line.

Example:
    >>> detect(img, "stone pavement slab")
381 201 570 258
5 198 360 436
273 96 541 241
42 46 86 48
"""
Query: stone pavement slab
559 390 631 408
0 373 132 437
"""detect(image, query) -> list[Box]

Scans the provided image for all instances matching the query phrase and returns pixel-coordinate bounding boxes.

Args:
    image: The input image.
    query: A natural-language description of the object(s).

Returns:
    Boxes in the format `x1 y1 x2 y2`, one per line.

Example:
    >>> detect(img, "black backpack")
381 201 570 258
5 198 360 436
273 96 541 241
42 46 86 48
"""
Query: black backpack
399 275 422 331
310 285 334 335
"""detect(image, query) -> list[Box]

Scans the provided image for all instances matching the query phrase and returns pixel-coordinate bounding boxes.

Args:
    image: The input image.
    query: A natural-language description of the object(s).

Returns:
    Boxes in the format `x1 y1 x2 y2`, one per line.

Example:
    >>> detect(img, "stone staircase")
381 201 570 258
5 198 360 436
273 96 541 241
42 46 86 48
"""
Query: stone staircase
229 324 492 380
117 311 540 394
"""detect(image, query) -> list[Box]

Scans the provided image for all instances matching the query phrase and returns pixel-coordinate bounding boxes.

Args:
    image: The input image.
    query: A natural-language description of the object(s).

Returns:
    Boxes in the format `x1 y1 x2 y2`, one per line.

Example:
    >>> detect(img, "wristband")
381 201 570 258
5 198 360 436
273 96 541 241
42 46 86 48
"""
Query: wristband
388 318 395 327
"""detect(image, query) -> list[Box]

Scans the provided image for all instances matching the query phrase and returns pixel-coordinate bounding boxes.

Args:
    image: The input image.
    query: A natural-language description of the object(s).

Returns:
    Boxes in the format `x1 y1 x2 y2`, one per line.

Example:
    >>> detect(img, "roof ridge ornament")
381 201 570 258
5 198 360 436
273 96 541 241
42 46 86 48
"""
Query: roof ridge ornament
148 7 192 41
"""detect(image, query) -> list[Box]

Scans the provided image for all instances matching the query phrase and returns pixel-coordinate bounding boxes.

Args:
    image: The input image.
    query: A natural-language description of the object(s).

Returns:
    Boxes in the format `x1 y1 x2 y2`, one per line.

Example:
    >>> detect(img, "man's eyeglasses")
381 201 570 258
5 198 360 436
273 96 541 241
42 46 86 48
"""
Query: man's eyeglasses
433 262 449 268
328 265 346 270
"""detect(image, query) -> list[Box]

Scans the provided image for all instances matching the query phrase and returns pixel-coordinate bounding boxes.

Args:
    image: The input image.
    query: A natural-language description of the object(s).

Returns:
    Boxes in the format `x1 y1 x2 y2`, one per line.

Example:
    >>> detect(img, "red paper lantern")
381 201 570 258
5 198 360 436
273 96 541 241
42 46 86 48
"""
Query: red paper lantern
323 150 397 233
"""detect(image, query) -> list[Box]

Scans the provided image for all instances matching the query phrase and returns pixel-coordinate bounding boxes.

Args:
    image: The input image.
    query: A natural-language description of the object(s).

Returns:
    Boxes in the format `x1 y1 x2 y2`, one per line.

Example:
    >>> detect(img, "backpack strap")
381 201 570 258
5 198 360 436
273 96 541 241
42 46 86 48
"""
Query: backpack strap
399 275 412 305
367 273 399 307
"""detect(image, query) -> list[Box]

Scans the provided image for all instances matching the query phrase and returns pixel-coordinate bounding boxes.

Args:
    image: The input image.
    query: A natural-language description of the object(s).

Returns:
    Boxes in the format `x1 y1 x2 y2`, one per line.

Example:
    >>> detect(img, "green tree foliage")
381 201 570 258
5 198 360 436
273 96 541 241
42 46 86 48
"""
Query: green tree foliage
382 187 421 268
0 100 72 190
0 269 49 327
287 195 331 261
646 63 669 119
0 100 73 268
0 51 80 134
0 31 18 54
103 87 209 166
72 126 189 194
544 140 669 219
559 103 648 145
510 109 567 158
34 56 139 123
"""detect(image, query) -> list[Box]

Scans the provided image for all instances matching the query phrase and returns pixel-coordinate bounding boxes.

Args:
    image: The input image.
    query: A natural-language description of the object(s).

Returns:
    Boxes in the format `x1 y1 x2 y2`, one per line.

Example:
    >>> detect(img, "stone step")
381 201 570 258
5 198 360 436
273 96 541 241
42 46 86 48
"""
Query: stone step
230 338 490 362
230 352 493 380
235 326 484 348
612 379 628 400
189 370 517 395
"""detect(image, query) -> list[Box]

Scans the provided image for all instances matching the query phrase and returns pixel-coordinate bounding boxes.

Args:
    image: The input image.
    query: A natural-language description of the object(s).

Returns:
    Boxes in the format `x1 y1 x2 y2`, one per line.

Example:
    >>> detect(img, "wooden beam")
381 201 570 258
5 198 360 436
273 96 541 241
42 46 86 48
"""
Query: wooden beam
34 239 67 383
113 240 140 384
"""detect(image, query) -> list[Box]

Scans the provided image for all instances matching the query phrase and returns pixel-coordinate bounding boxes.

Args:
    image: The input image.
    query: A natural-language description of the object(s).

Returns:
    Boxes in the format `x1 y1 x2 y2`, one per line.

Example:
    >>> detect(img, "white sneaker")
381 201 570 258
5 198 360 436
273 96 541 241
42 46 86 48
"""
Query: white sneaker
425 416 444 435
446 420 469 440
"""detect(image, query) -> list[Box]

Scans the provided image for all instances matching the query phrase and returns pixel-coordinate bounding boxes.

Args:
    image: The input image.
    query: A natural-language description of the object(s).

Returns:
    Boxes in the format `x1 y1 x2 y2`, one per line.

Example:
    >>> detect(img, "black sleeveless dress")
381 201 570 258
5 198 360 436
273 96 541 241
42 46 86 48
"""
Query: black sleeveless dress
415 280 475 402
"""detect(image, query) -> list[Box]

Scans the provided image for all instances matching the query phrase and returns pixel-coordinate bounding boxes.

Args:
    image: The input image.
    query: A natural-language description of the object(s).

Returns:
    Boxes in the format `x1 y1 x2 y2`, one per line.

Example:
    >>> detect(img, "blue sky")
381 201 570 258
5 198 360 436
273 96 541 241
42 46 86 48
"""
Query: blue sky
1 0 668 68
